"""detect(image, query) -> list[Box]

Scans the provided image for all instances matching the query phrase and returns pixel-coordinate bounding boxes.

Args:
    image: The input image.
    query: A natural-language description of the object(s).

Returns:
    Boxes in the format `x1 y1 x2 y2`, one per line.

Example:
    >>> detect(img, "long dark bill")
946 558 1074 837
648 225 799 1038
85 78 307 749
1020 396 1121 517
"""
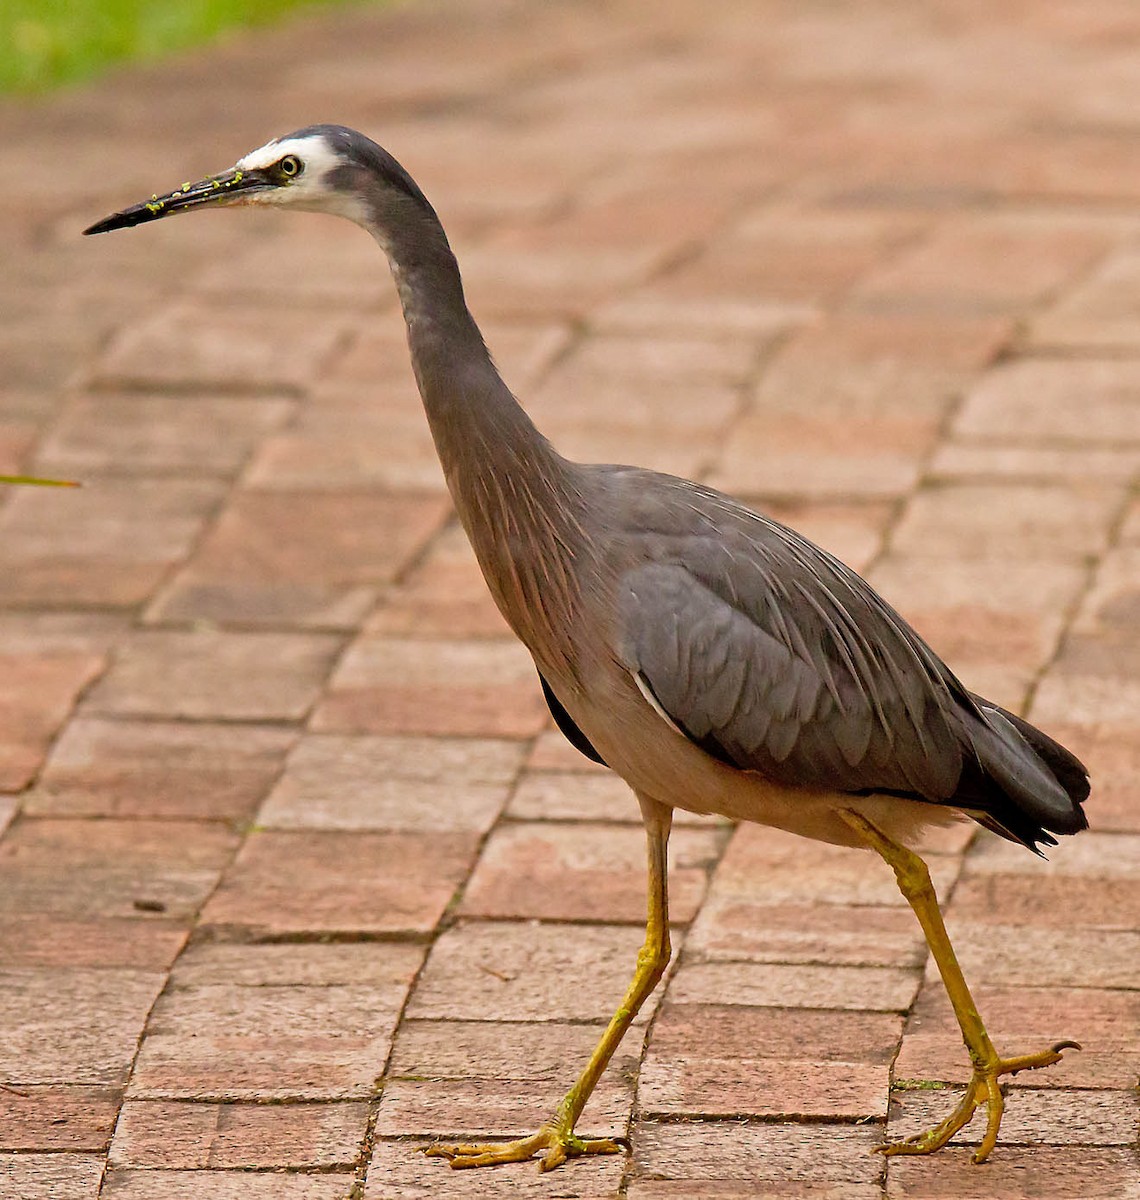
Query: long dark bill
83 167 272 235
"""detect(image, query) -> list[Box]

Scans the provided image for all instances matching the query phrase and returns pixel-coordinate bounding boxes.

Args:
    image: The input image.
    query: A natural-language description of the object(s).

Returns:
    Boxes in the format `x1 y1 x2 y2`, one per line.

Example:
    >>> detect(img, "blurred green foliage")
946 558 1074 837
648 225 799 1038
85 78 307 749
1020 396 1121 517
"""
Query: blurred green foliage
0 0 366 92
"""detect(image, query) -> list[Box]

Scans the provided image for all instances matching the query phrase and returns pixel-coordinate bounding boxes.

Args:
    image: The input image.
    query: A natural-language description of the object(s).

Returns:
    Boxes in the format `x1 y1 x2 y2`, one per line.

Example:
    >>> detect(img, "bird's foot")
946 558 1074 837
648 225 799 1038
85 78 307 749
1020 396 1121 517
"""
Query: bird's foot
882 1040 1080 1164
423 1123 624 1171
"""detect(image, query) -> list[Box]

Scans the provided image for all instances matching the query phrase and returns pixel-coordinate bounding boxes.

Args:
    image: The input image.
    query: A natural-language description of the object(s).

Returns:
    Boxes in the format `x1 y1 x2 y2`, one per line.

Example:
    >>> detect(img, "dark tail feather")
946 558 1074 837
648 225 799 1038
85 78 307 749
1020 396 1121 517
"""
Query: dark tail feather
958 698 1090 852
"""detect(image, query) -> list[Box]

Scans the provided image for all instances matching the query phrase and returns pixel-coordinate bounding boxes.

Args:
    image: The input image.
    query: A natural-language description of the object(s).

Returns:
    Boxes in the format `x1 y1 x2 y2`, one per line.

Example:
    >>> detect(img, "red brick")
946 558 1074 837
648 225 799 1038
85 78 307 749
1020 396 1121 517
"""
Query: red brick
641 1056 887 1120
258 732 521 833
407 922 654 1023
894 985 1139 1090
460 241 663 320
891 483 1120 560
685 898 929 968
0 820 237 921
0 1154 103 1200
110 1100 366 1168
374 1075 631 1139
658 226 886 305
854 219 1106 314
101 1170 355 1199
949 873 1140 932
312 636 547 738
931 441 1140 485
710 409 931 500
699 824 961 910
367 1137 626 1198
367 524 512 639
0 1086 119 1151
633 1121 883 1185
200 830 477 934
944 920 1140 990
0 967 164 1086
532 369 739 436
245 402 446 492
149 490 449 628
890 1086 1134 1148
537 418 717 480
753 346 961 429
1035 722 1140 833
629 1187 882 1200
36 393 293 477
463 320 574 395
388 1019 645 1084
964 829 1140 879
168 941 424 991
85 630 341 721
549 331 756 392
91 305 351 393
668 962 921 1012
886 1146 1140 1198
27 719 294 820
0 818 237 920
0 653 104 791
129 945 421 1101
459 822 723 923
1031 247 1140 352
650 1004 904 1066
0 916 186 970
592 290 809 341
193 222 393 309
0 478 224 607
0 611 125 658
1031 672 1140 729
955 359 1140 445
0 423 35 475
507 770 643 821
777 312 1013 372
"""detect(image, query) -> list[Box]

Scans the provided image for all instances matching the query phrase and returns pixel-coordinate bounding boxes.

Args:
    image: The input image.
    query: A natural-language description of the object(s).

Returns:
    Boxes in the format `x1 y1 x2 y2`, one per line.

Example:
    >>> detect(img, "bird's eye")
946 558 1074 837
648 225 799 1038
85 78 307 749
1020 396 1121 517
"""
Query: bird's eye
278 155 303 179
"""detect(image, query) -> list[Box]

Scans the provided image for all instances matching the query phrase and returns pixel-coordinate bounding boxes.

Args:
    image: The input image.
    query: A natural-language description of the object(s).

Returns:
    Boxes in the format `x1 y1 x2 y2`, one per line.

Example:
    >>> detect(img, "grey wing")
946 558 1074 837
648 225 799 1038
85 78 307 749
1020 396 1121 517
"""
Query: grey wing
616 522 975 802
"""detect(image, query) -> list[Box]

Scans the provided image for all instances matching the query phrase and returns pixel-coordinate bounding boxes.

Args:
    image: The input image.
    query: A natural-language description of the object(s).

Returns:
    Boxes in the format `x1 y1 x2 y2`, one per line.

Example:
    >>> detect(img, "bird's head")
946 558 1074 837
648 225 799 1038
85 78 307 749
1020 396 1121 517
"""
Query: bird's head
84 124 432 236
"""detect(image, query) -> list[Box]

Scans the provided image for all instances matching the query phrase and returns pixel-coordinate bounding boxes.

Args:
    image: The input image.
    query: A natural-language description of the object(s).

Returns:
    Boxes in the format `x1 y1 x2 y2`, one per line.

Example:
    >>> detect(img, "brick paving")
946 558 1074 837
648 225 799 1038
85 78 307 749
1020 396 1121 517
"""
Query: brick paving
0 0 1138 1196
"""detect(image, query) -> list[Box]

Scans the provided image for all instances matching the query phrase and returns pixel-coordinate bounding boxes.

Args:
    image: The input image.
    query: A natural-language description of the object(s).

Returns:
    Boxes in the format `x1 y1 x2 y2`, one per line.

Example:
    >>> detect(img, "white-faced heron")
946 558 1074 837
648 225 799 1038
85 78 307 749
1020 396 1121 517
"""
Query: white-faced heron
86 125 1089 1171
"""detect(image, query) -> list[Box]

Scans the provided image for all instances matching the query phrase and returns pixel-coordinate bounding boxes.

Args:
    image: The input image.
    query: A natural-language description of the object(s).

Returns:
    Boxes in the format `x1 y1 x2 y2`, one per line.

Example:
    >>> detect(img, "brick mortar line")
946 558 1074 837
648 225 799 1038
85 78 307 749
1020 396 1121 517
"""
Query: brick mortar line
94 766 296 1197
350 704 539 1194
1023 481 1138 721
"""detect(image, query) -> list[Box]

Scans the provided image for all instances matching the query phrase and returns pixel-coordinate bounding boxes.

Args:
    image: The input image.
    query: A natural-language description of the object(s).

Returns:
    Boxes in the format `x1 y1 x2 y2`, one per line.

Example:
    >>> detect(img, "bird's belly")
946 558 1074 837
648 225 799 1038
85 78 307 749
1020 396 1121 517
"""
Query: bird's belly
580 684 963 851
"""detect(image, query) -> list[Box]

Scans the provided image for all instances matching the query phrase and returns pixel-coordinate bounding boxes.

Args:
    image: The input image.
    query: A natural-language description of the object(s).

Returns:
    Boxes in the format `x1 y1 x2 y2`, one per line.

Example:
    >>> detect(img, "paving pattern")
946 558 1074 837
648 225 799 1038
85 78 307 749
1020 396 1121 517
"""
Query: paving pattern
1 0 1138 1196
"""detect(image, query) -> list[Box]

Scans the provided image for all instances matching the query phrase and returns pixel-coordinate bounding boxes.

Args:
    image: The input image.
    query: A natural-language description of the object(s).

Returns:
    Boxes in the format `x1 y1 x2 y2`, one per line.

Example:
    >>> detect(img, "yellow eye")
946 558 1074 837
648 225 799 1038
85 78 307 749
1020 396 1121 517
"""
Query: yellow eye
278 155 302 179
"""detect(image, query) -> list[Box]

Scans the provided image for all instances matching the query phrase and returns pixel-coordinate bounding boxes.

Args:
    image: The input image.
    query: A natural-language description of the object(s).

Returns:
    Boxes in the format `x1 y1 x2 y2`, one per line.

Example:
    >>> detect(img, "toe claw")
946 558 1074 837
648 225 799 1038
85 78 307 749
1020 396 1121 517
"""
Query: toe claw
1052 1039 1081 1054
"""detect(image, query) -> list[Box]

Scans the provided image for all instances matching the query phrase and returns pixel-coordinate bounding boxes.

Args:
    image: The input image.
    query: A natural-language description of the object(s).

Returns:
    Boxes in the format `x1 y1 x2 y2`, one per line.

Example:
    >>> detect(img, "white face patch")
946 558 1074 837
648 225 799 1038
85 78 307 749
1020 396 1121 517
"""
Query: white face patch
234 133 370 224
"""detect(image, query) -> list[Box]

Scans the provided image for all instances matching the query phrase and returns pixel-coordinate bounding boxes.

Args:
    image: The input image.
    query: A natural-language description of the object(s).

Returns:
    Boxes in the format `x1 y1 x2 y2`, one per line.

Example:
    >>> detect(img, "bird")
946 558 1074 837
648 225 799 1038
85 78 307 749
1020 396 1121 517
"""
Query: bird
86 125 1089 1172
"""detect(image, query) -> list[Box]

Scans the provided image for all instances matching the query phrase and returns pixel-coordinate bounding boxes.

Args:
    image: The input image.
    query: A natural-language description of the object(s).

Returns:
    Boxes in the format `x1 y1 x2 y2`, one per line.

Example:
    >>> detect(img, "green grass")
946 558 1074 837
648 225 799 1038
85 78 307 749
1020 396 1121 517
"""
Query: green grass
0 0 365 93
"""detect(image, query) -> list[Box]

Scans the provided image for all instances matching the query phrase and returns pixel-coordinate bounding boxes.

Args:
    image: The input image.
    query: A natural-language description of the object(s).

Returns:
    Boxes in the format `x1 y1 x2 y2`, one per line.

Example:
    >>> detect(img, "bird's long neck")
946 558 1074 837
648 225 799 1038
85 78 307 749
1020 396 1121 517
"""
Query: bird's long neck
370 205 587 672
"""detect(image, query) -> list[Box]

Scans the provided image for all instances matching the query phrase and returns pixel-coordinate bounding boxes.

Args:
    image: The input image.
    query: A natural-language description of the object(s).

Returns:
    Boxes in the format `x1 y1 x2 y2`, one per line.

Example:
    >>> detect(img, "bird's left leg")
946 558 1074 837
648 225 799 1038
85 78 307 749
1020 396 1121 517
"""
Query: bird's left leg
840 809 1078 1164
424 797 673 1171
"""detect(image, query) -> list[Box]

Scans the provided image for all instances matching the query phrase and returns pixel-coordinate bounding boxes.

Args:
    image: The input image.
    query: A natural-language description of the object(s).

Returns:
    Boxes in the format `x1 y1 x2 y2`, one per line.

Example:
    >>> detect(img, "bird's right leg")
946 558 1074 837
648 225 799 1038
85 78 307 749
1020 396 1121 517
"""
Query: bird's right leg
840 809 1078 1163
424 797 673 1171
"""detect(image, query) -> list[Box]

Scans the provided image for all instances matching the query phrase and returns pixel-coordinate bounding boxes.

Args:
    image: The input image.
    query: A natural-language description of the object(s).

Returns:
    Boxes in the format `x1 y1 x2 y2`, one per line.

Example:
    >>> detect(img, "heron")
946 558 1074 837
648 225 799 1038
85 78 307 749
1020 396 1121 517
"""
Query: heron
86 125 1089 1172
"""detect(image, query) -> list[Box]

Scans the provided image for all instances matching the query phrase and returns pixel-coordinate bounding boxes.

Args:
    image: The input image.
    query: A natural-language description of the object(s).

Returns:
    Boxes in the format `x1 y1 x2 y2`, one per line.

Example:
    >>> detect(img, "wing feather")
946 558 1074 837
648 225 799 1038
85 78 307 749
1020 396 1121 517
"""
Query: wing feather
617 539 966 801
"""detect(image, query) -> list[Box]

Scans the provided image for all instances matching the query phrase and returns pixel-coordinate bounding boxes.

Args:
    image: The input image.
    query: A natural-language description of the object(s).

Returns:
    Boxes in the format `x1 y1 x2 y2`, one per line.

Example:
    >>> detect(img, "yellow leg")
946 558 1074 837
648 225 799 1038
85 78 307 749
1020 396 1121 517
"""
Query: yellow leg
424 799 673 1171
840 809 1078 1163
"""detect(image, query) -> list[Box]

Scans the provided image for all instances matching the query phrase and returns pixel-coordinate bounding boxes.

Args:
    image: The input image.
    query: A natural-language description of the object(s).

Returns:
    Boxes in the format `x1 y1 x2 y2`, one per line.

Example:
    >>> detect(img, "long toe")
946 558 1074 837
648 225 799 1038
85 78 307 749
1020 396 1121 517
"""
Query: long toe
423 1133 545 1169
879 1040 1078 1163
423 1127 622 1172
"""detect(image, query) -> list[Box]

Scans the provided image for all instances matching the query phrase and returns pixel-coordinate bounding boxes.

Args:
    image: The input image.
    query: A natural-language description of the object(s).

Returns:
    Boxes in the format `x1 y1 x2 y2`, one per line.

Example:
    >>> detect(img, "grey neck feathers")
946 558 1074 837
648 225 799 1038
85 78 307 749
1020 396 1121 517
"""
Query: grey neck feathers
366 198 588 672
